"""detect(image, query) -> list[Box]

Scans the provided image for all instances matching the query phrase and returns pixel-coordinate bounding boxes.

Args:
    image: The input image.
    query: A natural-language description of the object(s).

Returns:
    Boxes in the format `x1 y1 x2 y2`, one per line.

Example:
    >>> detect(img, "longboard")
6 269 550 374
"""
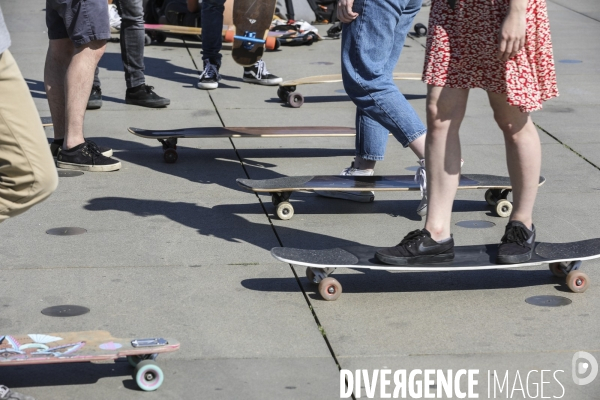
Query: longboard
128 126 356 163
0 330 179 391
277 72 422 108
226 0 278 65
144 23 286 49
236 174 546 220
271 238 600 300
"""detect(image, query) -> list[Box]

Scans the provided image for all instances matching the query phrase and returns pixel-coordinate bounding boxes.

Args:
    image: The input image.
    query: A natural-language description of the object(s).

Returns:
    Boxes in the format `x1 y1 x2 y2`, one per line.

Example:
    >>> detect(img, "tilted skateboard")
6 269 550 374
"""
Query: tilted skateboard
128 126 355 163
271 238 600 300
41 116 52 127
0 330 179 391
277 72 422 108
144 23 284 49
236 174 546 220
225 0 278 65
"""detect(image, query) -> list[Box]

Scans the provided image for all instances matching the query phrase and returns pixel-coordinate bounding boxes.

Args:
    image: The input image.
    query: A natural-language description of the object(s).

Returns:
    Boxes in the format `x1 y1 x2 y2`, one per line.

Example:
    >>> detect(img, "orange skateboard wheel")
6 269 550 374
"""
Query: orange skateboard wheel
224 29 235 43
265 36 277 50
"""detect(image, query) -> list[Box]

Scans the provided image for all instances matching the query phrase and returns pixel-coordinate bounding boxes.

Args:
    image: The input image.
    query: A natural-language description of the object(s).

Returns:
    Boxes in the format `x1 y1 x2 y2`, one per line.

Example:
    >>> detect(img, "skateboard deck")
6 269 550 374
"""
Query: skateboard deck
128 126 356 163
236 174 546 220
0 330 179 391
41 116 52 127
277 72 422 108
271 238 600 300
144 23 286 48
227 0 278 65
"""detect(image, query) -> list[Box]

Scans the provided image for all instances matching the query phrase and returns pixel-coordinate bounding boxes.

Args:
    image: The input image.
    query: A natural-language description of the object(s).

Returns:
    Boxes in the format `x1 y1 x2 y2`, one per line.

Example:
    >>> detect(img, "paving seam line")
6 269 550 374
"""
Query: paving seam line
184 39 352 397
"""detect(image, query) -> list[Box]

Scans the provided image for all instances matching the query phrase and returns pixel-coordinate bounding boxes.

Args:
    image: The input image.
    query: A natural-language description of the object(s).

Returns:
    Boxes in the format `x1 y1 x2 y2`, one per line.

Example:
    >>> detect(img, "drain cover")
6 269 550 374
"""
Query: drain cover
46 227 87 235
455 220 495 229
58 171 84 177
41 305 90 317
525 295 572 307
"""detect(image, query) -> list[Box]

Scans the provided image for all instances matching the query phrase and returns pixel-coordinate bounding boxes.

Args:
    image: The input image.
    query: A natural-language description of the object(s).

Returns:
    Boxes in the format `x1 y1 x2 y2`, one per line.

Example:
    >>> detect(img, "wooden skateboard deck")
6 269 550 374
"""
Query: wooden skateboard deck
228 0 278 65
0 330 179 391
236 174 546 220
144 23 287 39
128 126 356 163
277 73 422 108
271 238 600 300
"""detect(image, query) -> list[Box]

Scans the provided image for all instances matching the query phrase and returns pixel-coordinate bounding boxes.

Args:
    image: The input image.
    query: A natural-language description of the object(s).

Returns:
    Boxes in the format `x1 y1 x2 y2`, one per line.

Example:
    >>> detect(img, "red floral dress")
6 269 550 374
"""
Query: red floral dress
423 0 559 112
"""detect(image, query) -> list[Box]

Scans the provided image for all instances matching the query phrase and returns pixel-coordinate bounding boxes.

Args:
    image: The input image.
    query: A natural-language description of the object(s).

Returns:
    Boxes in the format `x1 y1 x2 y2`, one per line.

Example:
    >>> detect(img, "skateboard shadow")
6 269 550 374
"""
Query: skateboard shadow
0 360 141 391
241 268 568 297
84 197 363 250
97 53 198 87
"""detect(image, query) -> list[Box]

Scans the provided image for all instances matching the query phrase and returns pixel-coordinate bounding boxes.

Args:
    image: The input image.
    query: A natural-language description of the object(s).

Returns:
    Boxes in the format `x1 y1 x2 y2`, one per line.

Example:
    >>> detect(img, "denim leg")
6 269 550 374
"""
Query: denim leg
119 0 145 88
342 0 426 158
201 0 226 66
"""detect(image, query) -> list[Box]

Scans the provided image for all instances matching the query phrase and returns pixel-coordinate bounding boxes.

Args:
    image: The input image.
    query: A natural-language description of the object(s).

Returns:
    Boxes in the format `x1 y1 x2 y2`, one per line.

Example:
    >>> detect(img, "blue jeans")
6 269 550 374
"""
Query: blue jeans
341 0 426 161
94 0 145 88
201 0 226 66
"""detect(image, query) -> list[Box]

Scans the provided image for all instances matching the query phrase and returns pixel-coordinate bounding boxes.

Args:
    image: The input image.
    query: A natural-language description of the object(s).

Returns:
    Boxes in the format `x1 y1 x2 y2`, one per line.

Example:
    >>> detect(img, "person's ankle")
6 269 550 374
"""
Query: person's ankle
425 226 450 242
354 156 376 170
127 84 145 93
64 139 85 150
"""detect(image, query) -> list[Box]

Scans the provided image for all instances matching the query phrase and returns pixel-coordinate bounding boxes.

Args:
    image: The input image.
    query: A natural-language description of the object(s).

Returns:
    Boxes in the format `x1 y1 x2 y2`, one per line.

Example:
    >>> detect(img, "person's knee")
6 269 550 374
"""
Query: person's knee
33 169 59 204
493 112 528 138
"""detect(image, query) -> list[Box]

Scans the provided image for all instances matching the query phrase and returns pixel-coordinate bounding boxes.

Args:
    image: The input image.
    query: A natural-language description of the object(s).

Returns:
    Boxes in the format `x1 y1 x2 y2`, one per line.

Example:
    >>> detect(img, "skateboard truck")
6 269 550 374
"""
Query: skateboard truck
306 267 336 284
157 138 178 163
270 191 294 220
236 31 265 50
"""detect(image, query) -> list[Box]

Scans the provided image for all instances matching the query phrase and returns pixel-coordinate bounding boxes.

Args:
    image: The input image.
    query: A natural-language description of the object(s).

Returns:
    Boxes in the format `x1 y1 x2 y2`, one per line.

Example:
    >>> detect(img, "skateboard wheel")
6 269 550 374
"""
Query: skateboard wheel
134 360 165 391
306 267 317 285
164 148 178 163
265 36 277 50
224 29 234 43
549 262 567 278
414 23 427 37
318 277 342 301
495 199 512 218
566 270 589 293
276 201 294 220
144 34 152 46
287 92 304 108
156 32 167 43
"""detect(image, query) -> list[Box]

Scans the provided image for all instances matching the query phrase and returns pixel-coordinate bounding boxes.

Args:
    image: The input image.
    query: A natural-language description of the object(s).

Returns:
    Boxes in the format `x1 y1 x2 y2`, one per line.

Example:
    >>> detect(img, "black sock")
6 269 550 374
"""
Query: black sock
53 138 64 145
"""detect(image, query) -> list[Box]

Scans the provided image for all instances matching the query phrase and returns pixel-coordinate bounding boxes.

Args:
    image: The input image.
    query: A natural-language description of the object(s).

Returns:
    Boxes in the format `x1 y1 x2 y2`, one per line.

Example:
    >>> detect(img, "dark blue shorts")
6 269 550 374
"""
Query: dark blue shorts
46 0 110 47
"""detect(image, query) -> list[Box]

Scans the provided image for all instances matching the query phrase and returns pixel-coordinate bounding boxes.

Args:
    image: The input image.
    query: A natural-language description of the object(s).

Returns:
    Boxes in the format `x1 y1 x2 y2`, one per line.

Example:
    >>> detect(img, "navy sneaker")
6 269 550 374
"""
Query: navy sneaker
497 221 536 264
50 139 112 158
376 229 454 265
125 84 170 108
243 60 282 85
56 141 121 172
197 60 220 90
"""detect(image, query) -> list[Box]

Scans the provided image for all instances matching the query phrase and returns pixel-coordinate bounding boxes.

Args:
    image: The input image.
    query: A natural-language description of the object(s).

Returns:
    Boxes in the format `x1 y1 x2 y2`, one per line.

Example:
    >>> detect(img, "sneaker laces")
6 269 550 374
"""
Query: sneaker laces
414 159 427 197
92 85 102 94
84 140 103 157
501 224 529 246
199 62 219 81
397 229 426 247
143 85 155 94
254 59 270 80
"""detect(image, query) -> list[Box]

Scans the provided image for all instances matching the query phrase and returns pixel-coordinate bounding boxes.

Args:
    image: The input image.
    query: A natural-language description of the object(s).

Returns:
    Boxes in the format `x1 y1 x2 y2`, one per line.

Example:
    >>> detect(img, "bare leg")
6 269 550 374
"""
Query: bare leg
423 85 469 241
487 92 540 229
44 38 72 142
408 134 426 160
44 39 106 149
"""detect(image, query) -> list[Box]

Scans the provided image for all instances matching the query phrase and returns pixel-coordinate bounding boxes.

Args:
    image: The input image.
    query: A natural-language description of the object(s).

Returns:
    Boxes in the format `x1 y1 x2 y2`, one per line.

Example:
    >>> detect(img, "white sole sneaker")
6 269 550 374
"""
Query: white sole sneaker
197 81 218 90
242 76 283 86
56 160 121 172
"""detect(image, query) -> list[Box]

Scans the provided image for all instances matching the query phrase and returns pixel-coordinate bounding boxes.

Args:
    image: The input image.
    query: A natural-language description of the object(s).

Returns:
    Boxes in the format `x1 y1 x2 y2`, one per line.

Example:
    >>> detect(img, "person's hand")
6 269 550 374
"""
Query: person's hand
337 0 358 23
497 9 526 61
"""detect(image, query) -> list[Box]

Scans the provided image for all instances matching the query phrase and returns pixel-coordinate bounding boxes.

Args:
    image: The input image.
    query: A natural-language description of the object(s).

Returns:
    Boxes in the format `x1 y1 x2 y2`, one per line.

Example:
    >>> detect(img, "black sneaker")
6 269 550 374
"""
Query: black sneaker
375 229 454 265
50 139 113 158
125 84 170 107
243 59 283 85
497 221 536 264
56 141 121 172
0 385 35 400
87 85 102 110
197 60 220 90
